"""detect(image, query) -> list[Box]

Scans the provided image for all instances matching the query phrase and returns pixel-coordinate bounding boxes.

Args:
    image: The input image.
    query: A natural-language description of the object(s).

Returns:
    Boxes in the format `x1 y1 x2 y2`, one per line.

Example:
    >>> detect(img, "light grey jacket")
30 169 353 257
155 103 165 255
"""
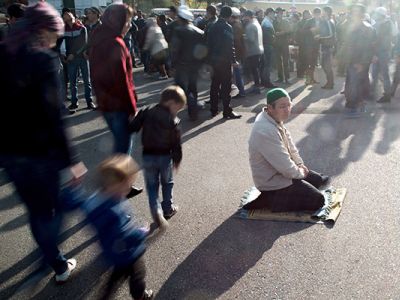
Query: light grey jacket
244 18 264 57
248 110 305 191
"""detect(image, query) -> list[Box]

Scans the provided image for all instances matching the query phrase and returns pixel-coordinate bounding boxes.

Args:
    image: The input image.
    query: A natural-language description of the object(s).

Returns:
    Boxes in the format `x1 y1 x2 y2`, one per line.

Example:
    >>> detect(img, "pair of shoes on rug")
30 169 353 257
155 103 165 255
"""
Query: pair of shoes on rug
55 258 77 284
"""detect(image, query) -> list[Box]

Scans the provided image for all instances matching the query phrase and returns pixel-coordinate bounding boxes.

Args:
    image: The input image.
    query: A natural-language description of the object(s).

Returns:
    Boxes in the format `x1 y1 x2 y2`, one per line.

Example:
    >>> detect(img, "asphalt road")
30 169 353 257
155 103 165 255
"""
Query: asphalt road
1 66 400 299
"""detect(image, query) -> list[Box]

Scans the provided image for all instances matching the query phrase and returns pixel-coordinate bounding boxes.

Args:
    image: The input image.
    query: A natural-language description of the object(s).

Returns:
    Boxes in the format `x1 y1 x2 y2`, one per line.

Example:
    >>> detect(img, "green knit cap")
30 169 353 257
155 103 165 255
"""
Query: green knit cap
266 88 291 105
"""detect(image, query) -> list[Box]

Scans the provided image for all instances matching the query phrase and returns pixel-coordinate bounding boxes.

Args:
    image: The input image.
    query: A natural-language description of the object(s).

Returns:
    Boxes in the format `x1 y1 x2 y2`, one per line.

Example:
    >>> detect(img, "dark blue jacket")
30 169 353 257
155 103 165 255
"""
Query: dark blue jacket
207 18 236 65
0 45 72 166
83 193 146 267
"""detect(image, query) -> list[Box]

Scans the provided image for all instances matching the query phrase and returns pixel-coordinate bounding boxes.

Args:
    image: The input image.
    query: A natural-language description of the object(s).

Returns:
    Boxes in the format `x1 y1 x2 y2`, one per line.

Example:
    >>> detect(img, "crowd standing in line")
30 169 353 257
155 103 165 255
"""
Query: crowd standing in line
1 1 400 299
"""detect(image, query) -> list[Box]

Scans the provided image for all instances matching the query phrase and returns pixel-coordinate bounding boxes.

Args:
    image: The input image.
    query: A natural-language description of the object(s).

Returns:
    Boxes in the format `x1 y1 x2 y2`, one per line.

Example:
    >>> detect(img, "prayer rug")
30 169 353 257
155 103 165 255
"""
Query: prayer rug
237 186 347 225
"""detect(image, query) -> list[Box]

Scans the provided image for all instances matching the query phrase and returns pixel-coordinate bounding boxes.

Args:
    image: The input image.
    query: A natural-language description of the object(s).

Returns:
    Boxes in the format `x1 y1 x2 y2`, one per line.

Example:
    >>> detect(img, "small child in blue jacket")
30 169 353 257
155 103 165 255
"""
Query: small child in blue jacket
83 154 153 300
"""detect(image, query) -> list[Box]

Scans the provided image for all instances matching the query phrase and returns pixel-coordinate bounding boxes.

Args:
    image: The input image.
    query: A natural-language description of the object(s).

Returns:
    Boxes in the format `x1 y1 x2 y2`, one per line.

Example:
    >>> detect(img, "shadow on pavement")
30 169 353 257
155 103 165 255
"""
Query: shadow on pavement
375 105 400 155
155 215 311 299
0 218 91 298
297 101 382 177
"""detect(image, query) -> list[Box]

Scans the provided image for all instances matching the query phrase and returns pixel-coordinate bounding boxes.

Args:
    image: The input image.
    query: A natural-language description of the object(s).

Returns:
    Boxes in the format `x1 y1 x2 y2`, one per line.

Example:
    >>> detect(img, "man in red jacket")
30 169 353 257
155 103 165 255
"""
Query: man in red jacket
89 4 142 197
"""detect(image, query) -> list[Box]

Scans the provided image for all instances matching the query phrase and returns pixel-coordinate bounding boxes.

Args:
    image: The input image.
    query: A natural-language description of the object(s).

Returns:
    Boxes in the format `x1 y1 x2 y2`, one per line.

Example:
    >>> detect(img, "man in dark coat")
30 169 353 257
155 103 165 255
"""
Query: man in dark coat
207 6 241 119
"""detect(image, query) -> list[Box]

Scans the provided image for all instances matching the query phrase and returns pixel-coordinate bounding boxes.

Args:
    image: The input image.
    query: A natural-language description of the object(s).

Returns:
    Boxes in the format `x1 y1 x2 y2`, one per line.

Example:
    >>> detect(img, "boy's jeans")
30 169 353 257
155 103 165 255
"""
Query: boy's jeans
143 154 174 218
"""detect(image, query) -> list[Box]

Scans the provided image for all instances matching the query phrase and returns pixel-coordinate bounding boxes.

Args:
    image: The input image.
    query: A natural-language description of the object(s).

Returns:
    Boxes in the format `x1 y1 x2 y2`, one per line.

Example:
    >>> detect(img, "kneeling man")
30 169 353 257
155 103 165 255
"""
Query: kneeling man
248 88 329 212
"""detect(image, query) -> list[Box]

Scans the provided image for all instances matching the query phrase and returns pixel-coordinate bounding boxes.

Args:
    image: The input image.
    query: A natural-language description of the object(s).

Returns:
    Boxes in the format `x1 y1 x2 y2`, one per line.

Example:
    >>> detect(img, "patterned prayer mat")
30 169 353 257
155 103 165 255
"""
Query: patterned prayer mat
237 187 347 225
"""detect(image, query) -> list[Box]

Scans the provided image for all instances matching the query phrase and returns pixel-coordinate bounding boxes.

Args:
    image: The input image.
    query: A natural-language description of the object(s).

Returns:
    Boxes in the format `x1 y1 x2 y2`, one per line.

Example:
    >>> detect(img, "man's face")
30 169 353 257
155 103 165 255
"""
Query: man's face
268 97 292 122
86 10 98 23
63 12 74 25
314 11 321 19
304 11 311 19
269 12 276 20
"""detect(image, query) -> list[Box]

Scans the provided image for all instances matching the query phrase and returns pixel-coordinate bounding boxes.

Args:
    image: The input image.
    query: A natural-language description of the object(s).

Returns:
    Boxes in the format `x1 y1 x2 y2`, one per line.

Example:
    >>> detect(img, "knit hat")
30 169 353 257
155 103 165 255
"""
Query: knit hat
266 88 290 104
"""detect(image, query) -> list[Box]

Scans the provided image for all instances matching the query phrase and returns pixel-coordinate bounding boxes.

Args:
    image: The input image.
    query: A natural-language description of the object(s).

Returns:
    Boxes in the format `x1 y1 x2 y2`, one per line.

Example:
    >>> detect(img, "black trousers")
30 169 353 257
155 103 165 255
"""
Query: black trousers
246 54 262 85
102 256 147 300
245 170 325 212
210 62 232 115
175 64 199 118
275 44 290 81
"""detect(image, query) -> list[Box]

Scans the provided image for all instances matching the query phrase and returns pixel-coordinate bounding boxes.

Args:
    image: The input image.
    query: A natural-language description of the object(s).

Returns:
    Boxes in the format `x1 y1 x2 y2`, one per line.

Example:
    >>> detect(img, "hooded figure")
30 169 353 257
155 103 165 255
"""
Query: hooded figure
89 4 137 116
89 4 139 156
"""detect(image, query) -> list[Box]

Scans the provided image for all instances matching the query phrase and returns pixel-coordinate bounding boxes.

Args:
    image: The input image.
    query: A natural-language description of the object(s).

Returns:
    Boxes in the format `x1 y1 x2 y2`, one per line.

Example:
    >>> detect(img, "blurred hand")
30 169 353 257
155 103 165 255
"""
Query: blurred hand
67 54 74 62
69 162 88 185
371 55 378 64
299 165 309 177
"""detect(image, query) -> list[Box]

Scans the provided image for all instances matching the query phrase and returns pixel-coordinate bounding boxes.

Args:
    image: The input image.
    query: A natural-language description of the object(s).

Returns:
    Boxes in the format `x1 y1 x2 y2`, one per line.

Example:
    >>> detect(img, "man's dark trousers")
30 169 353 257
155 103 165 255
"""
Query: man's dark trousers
210 62 232 115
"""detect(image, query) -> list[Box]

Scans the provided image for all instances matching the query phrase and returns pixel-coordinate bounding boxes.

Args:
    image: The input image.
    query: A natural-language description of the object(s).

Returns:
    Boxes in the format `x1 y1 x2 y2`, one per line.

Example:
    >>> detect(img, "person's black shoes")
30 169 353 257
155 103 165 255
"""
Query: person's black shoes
163 205 178 220
321 84 334 90
223 111 242 119
86 102 97 110
377 94 391 103
68 103 78 110
319 175 332 190
264 83 277 89
126 186 143 198
232 93 246 99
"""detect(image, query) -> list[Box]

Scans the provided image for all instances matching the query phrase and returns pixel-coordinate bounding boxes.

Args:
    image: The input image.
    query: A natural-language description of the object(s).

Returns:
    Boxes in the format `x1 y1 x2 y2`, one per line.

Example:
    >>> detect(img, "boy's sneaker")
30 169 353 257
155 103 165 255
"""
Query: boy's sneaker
163 205 178 220
143 289 154 299
55 258 77 284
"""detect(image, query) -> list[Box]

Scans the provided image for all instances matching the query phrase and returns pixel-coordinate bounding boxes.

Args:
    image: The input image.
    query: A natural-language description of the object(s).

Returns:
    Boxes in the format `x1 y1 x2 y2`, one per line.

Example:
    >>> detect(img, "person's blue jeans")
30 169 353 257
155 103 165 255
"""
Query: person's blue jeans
233 63 245 95
67 57 93 105
143 154 174 218
103 111 133 154
2 157 68 275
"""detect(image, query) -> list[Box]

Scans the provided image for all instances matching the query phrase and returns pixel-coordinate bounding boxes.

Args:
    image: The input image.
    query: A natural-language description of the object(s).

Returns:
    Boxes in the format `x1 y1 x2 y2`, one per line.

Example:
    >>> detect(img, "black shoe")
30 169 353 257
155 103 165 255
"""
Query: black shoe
68 103 78 110
321 84 334 90
126 186 143 198
163 205 178 220
211 111 219 117
223 111 242 119
377 95 391 103
232 93 246 99
264 83 277 89
86 102 97 110
319 175 332 190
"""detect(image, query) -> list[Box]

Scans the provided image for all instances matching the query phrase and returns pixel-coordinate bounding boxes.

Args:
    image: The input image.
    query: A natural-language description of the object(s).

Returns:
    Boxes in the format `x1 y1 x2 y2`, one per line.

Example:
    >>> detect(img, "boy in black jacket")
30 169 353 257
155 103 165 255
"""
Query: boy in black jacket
129 85 186 229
